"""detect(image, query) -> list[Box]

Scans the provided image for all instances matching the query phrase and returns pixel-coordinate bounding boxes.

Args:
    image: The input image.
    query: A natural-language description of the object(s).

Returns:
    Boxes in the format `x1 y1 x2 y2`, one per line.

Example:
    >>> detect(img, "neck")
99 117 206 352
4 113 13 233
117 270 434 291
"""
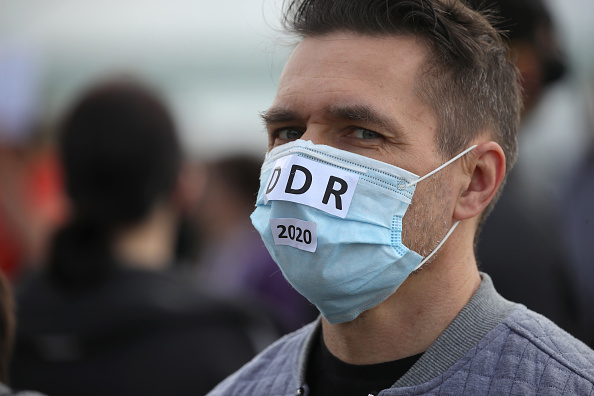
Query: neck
113 202 178 271
321 226 481 365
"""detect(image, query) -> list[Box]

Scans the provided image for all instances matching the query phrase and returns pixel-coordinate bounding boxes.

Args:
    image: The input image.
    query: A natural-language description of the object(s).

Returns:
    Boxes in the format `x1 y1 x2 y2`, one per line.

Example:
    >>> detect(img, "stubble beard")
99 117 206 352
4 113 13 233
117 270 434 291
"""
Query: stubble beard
401 171 452 270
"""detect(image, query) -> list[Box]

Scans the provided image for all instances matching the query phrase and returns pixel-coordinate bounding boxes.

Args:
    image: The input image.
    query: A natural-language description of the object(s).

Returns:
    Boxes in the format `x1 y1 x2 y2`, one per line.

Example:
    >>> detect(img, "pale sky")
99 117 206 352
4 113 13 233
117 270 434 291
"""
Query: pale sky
0 0 592 158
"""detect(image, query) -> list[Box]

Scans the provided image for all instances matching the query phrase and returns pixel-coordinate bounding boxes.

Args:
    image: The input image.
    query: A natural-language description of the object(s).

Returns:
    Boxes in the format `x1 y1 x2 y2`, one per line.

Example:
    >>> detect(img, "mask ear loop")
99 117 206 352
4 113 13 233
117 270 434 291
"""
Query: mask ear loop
405 145 478 271
412 221 460 271
402 145 477 189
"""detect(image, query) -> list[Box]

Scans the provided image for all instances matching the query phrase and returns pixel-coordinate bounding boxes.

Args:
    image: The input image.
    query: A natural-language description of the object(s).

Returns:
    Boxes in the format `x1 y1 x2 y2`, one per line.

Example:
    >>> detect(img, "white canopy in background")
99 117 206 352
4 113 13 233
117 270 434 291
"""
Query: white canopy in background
0 0 292 158
0 0 592 160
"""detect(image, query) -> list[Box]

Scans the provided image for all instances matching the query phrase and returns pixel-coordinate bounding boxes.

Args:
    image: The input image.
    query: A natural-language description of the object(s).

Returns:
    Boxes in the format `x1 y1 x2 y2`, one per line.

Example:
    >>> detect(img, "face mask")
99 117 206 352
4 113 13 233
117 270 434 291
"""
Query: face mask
251 139 476 324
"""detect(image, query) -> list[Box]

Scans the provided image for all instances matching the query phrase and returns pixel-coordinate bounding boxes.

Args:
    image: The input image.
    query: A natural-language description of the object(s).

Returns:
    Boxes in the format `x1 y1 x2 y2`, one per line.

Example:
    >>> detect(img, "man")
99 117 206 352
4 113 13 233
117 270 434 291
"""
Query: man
208 0 594 395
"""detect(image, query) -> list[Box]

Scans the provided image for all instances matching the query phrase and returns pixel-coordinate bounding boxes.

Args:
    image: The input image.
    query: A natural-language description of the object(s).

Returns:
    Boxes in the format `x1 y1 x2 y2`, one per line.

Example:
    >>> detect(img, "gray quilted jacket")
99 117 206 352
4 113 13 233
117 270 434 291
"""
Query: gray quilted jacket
208 274 594 395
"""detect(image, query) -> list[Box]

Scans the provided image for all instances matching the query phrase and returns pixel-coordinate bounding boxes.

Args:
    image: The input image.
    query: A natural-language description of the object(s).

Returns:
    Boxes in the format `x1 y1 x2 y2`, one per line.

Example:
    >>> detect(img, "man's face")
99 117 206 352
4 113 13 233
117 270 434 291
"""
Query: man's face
263 32 454 258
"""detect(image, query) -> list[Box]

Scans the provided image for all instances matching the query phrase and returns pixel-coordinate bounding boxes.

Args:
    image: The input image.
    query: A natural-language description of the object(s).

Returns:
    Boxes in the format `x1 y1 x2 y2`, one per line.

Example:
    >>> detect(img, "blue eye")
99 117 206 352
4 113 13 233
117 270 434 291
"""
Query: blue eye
353 128 381 140
278 128 304 140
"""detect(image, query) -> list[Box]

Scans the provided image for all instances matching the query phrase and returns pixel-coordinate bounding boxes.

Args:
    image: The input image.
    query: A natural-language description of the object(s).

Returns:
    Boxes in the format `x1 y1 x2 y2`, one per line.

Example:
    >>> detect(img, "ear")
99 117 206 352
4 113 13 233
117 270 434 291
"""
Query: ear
453 141 506 221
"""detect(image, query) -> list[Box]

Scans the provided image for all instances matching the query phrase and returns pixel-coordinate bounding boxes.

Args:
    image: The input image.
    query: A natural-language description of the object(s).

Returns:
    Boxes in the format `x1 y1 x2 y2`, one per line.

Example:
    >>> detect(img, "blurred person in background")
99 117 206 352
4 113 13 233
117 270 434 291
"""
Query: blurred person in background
0 44 64 283
9 79 278 396
191 155 318 334
468 0 579 336
0 270 45 396
560 79 594 347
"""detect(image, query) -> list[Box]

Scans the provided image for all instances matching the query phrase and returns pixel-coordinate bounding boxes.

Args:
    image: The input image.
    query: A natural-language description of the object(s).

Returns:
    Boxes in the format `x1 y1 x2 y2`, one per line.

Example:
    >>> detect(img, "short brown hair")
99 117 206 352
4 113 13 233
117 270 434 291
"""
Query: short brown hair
282 0 522 218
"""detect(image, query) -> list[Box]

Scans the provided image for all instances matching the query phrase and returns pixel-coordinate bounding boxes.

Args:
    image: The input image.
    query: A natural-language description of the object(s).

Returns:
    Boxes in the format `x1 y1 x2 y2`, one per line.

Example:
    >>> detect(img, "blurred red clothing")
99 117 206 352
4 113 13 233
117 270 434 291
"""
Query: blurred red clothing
0 148 65 282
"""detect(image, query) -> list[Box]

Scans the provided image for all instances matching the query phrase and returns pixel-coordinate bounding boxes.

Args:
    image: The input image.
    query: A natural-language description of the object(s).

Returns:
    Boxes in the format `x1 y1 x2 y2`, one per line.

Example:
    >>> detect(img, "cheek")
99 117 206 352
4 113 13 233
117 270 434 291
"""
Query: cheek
400 174 453 253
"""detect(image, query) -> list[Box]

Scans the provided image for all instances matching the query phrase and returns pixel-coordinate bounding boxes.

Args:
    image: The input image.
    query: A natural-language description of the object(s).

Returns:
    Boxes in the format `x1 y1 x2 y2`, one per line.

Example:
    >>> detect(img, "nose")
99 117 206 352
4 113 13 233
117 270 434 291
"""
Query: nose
300 125 333 147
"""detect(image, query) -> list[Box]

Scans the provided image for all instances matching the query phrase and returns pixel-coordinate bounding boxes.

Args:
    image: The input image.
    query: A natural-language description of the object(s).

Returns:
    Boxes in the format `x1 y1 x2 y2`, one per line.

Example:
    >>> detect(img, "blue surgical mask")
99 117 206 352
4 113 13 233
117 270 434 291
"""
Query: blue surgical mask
251 139 475 324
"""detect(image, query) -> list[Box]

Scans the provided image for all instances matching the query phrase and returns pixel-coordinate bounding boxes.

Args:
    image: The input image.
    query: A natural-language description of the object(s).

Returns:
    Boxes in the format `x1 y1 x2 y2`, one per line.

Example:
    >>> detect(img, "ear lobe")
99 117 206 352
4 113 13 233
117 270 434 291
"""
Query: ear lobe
453 142 506 221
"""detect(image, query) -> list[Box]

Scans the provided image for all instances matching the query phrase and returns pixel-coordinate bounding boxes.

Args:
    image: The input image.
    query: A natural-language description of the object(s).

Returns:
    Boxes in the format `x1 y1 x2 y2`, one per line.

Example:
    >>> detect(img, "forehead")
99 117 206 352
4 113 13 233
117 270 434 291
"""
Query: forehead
283 33 427 82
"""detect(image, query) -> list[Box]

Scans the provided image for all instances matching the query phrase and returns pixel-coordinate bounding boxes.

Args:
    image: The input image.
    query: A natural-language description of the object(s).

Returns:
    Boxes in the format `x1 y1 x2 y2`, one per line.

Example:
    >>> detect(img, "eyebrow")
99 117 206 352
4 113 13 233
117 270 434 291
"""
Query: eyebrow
260 103 403 135
260 108 299 125
326 104 399 133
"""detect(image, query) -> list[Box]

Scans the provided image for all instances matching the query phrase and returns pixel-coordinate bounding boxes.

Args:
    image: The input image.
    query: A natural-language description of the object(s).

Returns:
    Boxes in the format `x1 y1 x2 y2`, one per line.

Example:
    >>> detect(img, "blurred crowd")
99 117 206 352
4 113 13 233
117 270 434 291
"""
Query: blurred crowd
0 0 593 395
0 72 317 395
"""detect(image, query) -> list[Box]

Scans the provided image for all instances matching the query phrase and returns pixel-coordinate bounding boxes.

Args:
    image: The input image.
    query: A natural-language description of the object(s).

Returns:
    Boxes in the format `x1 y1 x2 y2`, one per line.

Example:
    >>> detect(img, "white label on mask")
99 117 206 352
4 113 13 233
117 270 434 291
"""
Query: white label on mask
264 155 359 218
270 218 317 252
